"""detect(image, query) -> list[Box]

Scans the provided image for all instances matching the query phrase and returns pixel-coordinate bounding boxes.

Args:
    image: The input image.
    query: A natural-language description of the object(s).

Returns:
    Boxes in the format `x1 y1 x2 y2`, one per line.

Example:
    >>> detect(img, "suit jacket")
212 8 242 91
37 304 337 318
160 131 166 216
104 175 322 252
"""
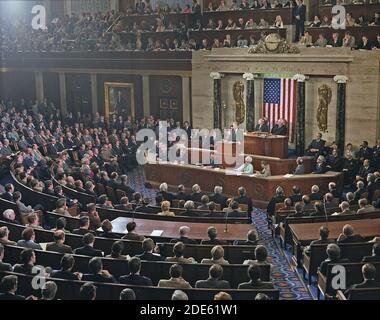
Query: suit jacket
195 277 230 289
170 236 198 244
238 281 274 289
320 258 350 276
234 195 253 214
13 263 34 275
50 269 80 280
350 279 380 289
201 239 227 245
338 234 365 244
174 192 190 201
119 274 153 286
74 245 103 257
254 124 269 133
0 261 12 272
158 277 192 288
122 232 145 241
72 228 96 236
294 164 305 175
17 240 42 250
0 293 25 300
136 252 163 261
46 242 73 254
209 193 228 208
82 273 116 283
362 255 380 263
1 192 13 202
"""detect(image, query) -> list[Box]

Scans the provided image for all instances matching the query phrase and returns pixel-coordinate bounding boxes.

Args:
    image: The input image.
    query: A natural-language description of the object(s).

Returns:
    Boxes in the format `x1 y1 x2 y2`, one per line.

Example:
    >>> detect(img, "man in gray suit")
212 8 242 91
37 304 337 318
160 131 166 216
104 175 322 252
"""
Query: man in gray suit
17 227 42 250
195 264 230 289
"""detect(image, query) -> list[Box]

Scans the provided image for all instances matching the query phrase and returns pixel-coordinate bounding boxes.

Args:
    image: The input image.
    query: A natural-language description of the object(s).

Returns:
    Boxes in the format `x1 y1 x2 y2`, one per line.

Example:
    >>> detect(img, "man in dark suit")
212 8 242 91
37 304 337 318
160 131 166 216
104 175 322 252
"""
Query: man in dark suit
170 226 198 244
13 248 36 275
119 257 153 286
233 230 259 246
195 264 230 289
1 183 14 202
72 216 96 236
289 185 303 204
0 275 25 300
329 32 343 47
201 227 227 245
254 118 270 133
271 119 288 136
226 201 246 218
17 228 42 250
209 186 228 209
51 254 81 280
357 141 373 163
362 243 380 263
135 238 162 261
47 137 60 156
238 264 274 289
0 244 12 272
319 244 349 276
337 224 365 244
74 233 103 257
345 264 380 298
122 221 145 241
234 187 253 215
156 183 175 204
174 185 190 201
46 230 73 254
266 187 286 217
82 257 116 283
190 184 204 203
304 226 335 255
294 0 306 42
306 133 326 157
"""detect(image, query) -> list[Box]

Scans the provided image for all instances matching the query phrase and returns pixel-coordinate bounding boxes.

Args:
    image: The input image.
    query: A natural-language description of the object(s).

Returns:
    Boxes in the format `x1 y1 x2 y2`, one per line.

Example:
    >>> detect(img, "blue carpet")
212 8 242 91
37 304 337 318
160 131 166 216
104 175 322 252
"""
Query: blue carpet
129 166 313 300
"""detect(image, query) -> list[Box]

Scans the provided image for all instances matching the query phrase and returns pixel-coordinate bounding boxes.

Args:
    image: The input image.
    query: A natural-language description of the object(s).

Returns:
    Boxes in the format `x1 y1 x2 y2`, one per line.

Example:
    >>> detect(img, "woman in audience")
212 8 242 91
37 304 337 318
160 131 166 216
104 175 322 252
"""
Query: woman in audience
273 15 284 28
158 200 175 216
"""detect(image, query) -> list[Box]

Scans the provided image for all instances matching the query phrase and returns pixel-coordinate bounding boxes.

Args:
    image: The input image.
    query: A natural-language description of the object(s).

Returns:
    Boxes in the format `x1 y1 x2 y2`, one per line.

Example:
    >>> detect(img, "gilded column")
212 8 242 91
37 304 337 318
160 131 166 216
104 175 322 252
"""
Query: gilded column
243 73 256 132
210 72 223 129
293 74 307 156
334 75 349 157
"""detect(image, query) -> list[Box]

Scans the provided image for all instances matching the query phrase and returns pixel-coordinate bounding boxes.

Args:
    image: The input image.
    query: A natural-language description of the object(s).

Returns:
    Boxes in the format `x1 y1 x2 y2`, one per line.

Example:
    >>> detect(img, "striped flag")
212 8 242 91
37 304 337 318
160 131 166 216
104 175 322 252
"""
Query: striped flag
263 78 297 142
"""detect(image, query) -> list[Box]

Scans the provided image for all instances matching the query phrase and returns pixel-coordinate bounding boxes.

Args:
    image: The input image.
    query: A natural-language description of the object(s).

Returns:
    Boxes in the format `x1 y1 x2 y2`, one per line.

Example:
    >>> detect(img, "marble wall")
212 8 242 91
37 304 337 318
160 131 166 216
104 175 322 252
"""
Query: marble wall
191 47 380 148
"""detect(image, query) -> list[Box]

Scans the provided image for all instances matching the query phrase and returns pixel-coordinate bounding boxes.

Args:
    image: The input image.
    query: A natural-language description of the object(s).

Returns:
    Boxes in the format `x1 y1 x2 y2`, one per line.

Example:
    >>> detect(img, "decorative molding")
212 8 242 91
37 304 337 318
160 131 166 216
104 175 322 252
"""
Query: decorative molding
248 33 301 54
293 74 307 82
333 75 349 84
210 72 223 80
242 73 257 81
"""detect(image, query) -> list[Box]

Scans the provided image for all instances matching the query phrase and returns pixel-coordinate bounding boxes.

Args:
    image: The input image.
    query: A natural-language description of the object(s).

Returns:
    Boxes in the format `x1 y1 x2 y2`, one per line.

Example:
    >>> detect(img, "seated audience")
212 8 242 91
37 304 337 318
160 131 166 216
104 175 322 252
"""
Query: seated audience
158 200 175 216
337 224 364 244
17 227 42 250
136 238 162 261
74 233 103 257
304 227 334 255
357 198 375 214
0 275 25 300
51 254 81 280
196 264 230 289
319 243 349 276
79 283 96 300
0 226 16 246
201 245 229 265
46 230 73 254
238 264 274 289
345 263 380 298
0 243 12 272
119 257 153 286
72 216 95 236
171 290 189 300
158 264 192 288
106 241 129 260
170 226 197 244
166 242 195 263
201 226 226 245
122 221 145 241
82 257 116 283
119 288 136 301
234 229 259 246
99 219 120 239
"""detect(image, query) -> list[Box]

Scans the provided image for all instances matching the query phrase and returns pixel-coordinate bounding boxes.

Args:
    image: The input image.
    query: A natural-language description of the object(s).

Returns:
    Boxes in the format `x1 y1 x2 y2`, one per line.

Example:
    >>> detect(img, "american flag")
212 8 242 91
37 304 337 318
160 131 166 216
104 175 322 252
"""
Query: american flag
263 78 297 142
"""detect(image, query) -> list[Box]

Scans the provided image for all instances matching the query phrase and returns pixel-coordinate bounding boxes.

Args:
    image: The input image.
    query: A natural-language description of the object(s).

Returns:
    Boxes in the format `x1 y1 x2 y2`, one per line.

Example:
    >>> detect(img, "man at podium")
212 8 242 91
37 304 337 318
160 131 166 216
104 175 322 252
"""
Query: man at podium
271 119 288 136
254 118 270 133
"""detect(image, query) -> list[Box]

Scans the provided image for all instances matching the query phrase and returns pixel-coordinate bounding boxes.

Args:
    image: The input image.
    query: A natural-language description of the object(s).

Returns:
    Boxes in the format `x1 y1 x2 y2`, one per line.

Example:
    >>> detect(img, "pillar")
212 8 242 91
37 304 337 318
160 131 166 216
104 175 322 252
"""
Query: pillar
182 76 191 123
142 75 150 117
334 75 349 157
35 71 44 103
210 72 223 129
293 74 307 156
90 73 98 116
58 72 67 116
243 73 257 132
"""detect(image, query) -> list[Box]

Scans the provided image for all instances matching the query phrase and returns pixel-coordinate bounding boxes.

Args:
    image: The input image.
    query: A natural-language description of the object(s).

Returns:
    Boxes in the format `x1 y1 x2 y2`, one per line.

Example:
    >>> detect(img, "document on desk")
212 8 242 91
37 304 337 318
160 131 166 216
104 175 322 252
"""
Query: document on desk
150 230 164 237
283 174 294 178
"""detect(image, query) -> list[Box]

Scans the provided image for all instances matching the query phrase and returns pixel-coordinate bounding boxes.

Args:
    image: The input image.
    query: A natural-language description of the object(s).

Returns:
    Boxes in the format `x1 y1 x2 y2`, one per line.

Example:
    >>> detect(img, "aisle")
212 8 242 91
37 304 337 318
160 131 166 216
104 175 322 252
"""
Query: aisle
129 167 313 300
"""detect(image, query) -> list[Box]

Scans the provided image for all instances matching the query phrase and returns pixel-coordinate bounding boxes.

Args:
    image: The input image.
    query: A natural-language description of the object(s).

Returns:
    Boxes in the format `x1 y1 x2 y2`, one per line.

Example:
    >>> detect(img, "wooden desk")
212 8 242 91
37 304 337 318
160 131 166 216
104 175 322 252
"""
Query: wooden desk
186 147 314 175
244 133 288 159
109 217 254 242
289 218 380 266
144 162 343 208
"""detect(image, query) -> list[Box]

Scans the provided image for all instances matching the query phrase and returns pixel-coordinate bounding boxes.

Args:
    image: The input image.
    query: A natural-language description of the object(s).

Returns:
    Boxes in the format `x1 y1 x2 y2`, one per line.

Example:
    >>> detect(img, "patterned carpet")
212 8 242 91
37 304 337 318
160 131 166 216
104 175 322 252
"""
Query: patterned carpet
129 166 313 300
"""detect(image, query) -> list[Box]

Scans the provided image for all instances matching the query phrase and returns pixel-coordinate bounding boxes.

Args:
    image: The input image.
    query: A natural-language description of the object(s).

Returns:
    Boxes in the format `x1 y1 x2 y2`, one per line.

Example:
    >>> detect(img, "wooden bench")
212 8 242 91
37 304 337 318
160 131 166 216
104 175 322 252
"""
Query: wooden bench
0 271 280 300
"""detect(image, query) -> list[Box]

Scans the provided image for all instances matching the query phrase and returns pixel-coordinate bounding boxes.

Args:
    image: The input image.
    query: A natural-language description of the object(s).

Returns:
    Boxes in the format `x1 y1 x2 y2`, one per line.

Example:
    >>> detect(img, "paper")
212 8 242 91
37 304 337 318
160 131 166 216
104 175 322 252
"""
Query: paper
283 174 294 178
150 230 164 237
39 243 49 251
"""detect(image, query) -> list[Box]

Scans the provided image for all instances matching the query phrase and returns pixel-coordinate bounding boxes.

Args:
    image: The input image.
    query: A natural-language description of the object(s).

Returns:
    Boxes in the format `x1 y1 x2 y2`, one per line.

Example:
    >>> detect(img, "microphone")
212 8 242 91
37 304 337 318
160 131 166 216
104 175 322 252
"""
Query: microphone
323 196 328 228
224 210 229 233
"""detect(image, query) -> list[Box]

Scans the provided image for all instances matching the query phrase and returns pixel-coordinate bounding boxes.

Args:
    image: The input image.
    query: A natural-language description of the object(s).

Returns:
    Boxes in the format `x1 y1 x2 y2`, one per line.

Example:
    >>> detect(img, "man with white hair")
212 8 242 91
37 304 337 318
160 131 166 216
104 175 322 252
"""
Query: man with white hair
357 198 376 214
171 289 189 300
354 180 367 202
171 226 197 244
328 182 340 199
209 186 228 209
332 201 355 216
309 185 323 201
2 209 19 224
41 281 58 300
0 227 16 246
156 182 174 203
236 156 254 174
190 184 204 203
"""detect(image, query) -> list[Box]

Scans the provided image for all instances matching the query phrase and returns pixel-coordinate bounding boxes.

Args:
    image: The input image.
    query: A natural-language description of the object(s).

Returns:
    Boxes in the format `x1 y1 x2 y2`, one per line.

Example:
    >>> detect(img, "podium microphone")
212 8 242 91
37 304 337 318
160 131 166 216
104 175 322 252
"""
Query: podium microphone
224 210 229 233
